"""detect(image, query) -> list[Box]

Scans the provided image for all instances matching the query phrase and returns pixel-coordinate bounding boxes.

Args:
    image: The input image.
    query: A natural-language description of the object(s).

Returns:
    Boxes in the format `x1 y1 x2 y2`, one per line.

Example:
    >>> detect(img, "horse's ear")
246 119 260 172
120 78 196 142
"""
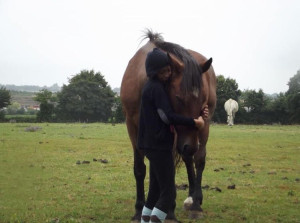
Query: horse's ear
201 58 213 73
167 53 184 73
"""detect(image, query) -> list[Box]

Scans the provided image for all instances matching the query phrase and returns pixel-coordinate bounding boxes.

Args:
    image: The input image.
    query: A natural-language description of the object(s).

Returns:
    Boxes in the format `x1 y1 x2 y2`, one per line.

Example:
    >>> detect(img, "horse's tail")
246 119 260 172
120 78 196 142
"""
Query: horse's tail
141 28 164 44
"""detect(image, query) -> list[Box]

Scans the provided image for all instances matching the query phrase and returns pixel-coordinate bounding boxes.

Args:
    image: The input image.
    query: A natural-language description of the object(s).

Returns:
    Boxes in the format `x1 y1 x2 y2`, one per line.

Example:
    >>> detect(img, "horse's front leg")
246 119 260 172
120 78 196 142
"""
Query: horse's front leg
188 123 209 219
182 155 196 210
132 149 146 223
189 148 206 219
182 148 206 219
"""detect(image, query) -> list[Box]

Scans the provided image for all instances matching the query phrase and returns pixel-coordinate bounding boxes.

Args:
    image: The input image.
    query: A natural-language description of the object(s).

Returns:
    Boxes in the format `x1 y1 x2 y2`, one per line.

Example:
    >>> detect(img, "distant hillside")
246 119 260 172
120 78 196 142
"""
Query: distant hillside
0 83 61 92
1 84 121 95
2 84 120 107
113 87 120 96
10 91 39 107
265 93 279 99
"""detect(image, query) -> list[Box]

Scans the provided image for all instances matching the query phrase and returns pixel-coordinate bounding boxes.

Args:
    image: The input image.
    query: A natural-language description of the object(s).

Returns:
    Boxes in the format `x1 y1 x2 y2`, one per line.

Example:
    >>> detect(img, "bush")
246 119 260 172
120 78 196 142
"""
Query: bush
3 115 37 123
0 111 5 121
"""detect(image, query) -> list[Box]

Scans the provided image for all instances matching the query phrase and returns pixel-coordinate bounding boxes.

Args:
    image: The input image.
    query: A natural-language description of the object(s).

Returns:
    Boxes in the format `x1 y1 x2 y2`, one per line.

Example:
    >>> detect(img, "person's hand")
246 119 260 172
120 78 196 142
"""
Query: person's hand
194 116 205 130
194 106 209 129
202 105 209 120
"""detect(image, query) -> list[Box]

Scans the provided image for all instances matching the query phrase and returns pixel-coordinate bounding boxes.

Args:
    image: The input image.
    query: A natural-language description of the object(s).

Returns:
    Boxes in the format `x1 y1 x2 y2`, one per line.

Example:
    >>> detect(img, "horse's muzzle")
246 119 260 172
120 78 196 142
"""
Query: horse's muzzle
179 144 198 156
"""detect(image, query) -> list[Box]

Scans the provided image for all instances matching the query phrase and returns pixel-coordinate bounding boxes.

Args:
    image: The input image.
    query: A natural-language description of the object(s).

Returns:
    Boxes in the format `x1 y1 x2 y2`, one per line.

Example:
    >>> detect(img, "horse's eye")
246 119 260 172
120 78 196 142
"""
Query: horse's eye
175 95 185 106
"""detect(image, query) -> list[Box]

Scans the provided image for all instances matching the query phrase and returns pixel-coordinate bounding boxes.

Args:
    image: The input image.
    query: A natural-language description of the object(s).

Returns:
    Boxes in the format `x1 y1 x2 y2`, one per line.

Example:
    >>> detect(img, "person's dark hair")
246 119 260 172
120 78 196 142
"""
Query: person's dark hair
145 48 170 78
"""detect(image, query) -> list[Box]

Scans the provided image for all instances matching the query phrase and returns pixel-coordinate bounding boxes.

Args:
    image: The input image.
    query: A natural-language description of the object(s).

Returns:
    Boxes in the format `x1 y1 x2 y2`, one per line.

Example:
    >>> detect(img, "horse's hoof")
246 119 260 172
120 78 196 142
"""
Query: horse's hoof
131 212 141 223
165 213 181 223
183 203 191 211
189 210 204 219
183 196 193 211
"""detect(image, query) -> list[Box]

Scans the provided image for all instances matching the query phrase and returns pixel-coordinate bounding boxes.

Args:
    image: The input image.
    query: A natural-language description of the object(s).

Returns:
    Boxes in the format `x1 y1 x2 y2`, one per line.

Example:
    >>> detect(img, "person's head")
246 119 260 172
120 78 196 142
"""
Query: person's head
145 48 172 82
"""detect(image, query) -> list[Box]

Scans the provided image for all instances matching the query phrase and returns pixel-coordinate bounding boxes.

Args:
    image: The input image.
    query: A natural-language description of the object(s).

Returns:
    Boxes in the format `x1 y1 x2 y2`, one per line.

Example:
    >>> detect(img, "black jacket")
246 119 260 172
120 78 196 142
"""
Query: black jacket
137 79 195 151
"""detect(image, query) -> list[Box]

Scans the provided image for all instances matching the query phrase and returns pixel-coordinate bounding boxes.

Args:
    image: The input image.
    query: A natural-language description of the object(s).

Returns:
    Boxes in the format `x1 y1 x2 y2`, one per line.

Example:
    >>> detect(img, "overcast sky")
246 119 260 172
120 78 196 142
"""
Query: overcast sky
0 0 299 94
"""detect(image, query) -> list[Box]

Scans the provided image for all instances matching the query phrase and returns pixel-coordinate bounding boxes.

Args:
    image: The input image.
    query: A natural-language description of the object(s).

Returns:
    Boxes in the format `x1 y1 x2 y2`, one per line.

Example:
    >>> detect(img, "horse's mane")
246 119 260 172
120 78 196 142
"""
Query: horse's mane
143 29 203 95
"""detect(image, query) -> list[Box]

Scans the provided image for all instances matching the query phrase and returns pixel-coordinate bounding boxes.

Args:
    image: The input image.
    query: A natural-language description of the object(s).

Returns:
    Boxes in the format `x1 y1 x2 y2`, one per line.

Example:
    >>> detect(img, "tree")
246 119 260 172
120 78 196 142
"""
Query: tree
6 102 21 115
111 96 125 123
57 70 115 122
0 88 12 120
239 89 274 124
241 89 265 113
34 89 56 122
213 75 241 123
0 87 11 109
286 70 300 123
268 93 289 124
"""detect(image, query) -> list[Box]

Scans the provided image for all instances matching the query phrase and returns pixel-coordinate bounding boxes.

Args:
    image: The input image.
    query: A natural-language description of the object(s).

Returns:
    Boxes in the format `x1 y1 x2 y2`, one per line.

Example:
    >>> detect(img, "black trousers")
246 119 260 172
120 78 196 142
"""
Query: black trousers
144 149 176 213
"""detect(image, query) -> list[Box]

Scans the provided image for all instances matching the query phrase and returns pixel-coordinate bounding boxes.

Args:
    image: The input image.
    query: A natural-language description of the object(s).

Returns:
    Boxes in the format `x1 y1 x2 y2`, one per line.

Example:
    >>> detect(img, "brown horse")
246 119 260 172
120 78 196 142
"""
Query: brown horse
121 30 216 222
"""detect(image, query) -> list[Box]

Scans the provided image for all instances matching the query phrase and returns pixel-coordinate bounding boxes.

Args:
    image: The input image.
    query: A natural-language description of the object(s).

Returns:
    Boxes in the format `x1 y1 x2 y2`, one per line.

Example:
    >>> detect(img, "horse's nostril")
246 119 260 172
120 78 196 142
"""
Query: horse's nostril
181 145 198 156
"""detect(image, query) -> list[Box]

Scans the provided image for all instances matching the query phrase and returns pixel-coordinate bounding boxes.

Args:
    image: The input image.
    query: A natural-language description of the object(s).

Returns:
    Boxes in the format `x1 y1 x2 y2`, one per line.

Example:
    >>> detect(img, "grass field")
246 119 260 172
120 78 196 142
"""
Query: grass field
0 123 299 223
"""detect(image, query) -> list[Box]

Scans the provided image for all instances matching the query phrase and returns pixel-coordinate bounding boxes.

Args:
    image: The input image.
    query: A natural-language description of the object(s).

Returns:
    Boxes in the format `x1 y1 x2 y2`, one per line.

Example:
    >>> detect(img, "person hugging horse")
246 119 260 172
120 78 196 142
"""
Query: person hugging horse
138 48 209 223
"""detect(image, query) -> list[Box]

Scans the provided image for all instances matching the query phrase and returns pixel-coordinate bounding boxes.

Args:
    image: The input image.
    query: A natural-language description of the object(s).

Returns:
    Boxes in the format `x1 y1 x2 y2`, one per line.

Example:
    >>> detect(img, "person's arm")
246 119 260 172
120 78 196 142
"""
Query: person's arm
154 84 209 130
153 84 197 127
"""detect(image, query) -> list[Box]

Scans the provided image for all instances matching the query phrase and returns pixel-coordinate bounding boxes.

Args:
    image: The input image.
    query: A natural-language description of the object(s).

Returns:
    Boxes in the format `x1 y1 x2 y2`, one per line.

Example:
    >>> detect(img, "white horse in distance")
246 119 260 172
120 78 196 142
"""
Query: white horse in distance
224 98 239 126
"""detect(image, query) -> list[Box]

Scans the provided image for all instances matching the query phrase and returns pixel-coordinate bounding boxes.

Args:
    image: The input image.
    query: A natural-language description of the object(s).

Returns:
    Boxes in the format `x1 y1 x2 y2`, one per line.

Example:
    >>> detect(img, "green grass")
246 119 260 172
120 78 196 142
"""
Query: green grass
0 123 299 223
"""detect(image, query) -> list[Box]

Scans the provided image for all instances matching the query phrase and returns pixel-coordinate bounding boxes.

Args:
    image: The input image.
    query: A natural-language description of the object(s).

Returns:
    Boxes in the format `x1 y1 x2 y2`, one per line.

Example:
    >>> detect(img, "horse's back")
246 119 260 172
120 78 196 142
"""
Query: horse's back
121 42 155 117
121 42 155 148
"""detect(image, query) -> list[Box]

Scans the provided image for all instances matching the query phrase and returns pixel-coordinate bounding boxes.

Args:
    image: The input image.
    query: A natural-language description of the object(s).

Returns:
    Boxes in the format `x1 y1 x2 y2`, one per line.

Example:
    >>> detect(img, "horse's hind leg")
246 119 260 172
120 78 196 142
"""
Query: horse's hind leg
126 117 146 223
132 149 146 222
165 198 180 223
